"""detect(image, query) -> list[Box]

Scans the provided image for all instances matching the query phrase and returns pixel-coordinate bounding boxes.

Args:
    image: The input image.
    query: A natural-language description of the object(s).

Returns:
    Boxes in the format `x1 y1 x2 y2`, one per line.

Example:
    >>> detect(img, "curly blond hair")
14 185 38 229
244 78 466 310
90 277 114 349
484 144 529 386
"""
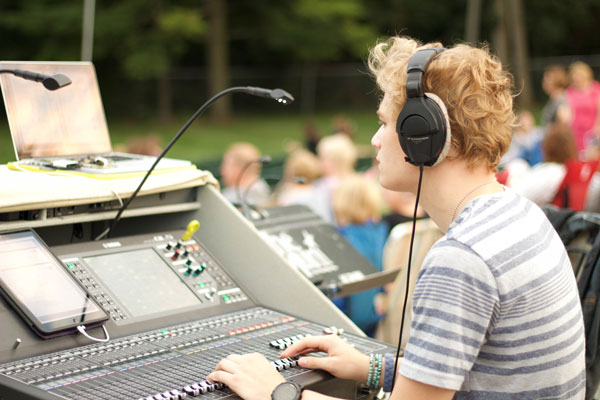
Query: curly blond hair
333 173 382 225
368 37 515 171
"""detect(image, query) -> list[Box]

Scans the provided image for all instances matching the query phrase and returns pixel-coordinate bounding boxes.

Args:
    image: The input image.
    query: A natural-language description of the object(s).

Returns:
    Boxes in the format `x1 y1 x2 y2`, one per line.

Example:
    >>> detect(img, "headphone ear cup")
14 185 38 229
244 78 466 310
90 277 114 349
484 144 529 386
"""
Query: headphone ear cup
424 92 452 166
396 92 451 166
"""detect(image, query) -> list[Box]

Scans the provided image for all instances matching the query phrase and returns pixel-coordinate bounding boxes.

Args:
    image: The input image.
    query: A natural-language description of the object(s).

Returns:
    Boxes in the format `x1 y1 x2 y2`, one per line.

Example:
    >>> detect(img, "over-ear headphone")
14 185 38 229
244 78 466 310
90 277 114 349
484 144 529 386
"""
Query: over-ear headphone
396 48 451 167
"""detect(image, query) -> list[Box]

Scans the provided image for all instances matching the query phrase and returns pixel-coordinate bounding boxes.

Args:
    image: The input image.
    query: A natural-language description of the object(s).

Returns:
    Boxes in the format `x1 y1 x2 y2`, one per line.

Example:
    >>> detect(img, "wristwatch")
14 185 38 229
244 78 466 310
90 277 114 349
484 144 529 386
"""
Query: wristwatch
271 381 303 400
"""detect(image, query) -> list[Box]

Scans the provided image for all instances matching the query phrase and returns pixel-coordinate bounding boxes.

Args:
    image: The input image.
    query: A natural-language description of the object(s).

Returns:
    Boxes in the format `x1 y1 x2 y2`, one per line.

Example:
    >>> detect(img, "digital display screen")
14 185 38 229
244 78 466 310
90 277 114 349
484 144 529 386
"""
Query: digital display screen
83 248 201 318
0 231 104 331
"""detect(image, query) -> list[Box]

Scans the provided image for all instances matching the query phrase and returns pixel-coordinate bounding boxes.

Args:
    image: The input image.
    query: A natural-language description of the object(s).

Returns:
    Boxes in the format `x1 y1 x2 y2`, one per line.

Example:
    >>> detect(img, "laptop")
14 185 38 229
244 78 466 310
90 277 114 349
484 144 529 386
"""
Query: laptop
0 61 191 176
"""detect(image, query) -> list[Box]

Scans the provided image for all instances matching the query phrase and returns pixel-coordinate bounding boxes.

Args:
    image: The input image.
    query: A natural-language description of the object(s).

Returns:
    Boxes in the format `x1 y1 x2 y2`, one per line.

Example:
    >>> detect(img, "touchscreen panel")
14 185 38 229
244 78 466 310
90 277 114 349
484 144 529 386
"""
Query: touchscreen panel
0 231 107 334
83 248 201 318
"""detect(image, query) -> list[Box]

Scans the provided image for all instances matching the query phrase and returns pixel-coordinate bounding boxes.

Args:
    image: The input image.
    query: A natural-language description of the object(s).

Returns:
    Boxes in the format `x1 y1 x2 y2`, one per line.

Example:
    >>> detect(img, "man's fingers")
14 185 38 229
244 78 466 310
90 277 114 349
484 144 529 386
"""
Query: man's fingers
296 355 332 371
281 335 334 358
226 354 244 362
214 358 241 374
206 370 232 385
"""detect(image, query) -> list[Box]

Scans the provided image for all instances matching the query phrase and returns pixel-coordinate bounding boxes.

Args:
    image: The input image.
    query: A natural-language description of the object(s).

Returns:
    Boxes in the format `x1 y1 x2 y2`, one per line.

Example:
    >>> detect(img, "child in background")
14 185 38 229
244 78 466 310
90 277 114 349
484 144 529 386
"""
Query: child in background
501 110 543 166
275 148 329 219
312 134 358 224
332 173 389 337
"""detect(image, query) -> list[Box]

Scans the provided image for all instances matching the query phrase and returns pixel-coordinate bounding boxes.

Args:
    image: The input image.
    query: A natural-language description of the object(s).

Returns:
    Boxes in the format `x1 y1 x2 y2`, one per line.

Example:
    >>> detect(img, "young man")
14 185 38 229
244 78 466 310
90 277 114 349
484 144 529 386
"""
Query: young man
207 37 586 399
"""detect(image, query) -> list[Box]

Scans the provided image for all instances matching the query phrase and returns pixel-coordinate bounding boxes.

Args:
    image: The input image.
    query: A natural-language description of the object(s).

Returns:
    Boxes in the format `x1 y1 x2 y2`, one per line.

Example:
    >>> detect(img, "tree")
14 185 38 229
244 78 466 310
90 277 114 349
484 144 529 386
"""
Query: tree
228 0 378 115
465 0 482 44
0 1 83 61
205 0 230 122
492 0 533 108
93 0 206 123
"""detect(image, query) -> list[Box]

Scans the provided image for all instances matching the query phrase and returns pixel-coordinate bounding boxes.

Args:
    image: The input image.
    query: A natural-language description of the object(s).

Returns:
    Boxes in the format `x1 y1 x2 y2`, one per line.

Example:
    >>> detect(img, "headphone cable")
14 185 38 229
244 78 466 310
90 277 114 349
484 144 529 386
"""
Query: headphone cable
391 164 424 392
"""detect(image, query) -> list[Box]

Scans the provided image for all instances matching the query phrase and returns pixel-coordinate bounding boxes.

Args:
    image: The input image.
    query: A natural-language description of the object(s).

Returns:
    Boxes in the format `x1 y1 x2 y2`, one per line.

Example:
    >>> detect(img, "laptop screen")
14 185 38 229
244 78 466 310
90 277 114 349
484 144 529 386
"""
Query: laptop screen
0 61 112 160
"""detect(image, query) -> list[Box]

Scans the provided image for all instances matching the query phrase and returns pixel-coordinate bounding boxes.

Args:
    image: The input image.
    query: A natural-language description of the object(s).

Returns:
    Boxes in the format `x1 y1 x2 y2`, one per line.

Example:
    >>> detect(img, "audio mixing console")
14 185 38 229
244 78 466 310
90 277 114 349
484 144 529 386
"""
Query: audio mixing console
0 307 394 399
0 228 396 400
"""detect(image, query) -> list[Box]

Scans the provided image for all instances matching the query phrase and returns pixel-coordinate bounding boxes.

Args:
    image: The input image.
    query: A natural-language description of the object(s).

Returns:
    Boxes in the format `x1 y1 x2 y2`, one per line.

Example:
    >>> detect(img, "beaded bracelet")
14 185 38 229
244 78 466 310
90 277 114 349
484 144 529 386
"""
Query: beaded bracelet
366 353 375 389
372 353 383 389
366 353 383 389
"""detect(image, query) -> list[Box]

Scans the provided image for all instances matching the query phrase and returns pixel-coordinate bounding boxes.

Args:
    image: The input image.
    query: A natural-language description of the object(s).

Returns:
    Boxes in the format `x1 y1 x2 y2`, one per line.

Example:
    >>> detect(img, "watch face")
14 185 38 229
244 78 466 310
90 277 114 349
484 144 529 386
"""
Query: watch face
272 382 301 400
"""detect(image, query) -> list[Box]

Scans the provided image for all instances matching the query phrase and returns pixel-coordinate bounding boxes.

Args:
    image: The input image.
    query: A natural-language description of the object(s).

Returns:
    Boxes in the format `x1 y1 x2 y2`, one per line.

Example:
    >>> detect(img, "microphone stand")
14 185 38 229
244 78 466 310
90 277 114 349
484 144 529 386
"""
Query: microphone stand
99 86 293 240
236 156 272 219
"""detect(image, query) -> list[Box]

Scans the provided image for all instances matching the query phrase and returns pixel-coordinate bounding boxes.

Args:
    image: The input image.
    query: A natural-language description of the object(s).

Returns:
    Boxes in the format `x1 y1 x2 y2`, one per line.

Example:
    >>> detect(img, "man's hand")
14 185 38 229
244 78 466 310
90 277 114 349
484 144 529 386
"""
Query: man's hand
281 335 370 382
207 353 285 400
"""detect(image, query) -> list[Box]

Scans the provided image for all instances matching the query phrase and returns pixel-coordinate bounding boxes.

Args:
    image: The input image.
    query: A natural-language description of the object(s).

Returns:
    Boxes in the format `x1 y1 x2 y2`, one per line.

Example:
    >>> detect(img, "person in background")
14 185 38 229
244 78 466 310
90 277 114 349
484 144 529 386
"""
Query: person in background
380 189 426 230
541 64 571 129
509 122 577 206
303 121 321 155
208 36 584 400
566 61 600 156
219 142 271 209
275 148 329 218
114 134 163 156
312 134 358 224
584 138 600 212
508 120 600 212
331 173 388 337
331 114 356 140
500 110 543 166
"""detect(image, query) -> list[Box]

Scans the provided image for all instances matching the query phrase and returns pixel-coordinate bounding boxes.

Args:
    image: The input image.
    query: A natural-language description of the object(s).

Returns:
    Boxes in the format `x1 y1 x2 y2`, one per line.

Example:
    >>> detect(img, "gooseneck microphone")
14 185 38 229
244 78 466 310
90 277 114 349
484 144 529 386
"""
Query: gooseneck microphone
236 156 272 219
99 87 294 240
0 69 72 90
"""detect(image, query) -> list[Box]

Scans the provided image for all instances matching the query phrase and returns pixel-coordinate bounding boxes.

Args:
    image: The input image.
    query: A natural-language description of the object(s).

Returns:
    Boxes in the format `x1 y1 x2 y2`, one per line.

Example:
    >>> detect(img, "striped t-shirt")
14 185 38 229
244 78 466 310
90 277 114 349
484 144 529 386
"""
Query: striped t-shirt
399 189 586 399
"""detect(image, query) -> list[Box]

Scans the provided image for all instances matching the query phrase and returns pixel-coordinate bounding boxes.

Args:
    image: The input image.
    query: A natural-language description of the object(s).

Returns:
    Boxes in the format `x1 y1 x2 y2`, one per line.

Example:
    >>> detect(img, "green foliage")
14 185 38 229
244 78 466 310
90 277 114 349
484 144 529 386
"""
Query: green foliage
0 1 83 60
1 0 600 121
524 0 600 56
228 0 377 64
159 7 206 39
366 0 467 45
93 1 205 79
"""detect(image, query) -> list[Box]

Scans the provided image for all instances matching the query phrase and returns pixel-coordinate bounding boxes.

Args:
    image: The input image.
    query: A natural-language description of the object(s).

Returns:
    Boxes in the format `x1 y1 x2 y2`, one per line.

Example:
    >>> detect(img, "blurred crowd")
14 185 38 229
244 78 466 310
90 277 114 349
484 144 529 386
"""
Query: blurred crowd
217 115 424 338
499 61 600 212
122 60 600 338
214 60 600 338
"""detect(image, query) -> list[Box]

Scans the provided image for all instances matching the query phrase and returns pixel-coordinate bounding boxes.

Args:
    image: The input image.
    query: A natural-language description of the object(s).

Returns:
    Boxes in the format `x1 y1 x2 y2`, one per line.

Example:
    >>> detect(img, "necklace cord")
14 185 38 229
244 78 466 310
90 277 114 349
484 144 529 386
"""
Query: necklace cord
451 177 497 222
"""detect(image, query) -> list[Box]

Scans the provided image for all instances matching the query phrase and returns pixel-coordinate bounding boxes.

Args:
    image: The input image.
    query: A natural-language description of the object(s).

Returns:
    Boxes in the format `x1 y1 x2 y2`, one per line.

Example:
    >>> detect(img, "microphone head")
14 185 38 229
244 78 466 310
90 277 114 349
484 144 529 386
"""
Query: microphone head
42 74 72 91
259 155 272 164
270 88 294 105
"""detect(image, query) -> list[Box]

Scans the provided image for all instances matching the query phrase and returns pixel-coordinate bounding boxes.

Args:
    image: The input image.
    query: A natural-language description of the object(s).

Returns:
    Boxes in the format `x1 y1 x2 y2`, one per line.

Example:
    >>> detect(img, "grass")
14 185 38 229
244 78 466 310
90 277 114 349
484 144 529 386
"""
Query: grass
0 110 379 167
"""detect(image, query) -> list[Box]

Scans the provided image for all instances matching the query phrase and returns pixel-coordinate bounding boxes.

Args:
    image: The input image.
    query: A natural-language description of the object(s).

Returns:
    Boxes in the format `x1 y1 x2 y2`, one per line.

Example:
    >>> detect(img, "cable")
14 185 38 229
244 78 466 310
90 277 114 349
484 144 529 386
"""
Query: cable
391 164 424 392
77 324 110 342
105 87 292 238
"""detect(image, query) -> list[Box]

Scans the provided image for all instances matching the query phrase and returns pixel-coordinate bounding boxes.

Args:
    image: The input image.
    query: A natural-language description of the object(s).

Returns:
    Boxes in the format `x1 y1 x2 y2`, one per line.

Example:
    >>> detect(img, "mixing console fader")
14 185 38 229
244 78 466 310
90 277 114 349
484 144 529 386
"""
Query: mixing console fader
0 307 395 400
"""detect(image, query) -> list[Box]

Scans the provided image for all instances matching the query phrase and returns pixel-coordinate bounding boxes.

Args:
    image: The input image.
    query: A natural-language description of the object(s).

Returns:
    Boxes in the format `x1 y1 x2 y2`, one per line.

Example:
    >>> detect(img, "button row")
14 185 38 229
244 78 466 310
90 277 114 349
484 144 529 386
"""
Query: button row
270 334 308 350
323 326 344 336
141 388 187 400
227 321 274 335
271 357 299 371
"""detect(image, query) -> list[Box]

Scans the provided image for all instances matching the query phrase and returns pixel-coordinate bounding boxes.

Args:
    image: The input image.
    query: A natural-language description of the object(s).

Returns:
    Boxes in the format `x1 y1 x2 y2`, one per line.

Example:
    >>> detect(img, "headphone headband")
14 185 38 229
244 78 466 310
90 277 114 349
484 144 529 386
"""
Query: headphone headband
406 48 445 98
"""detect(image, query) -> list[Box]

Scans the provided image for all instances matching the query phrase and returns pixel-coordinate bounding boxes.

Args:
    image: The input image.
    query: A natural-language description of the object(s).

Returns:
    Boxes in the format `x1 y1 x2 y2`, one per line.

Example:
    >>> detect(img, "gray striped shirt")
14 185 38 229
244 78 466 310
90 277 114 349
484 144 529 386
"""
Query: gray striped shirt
400 189 586 399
